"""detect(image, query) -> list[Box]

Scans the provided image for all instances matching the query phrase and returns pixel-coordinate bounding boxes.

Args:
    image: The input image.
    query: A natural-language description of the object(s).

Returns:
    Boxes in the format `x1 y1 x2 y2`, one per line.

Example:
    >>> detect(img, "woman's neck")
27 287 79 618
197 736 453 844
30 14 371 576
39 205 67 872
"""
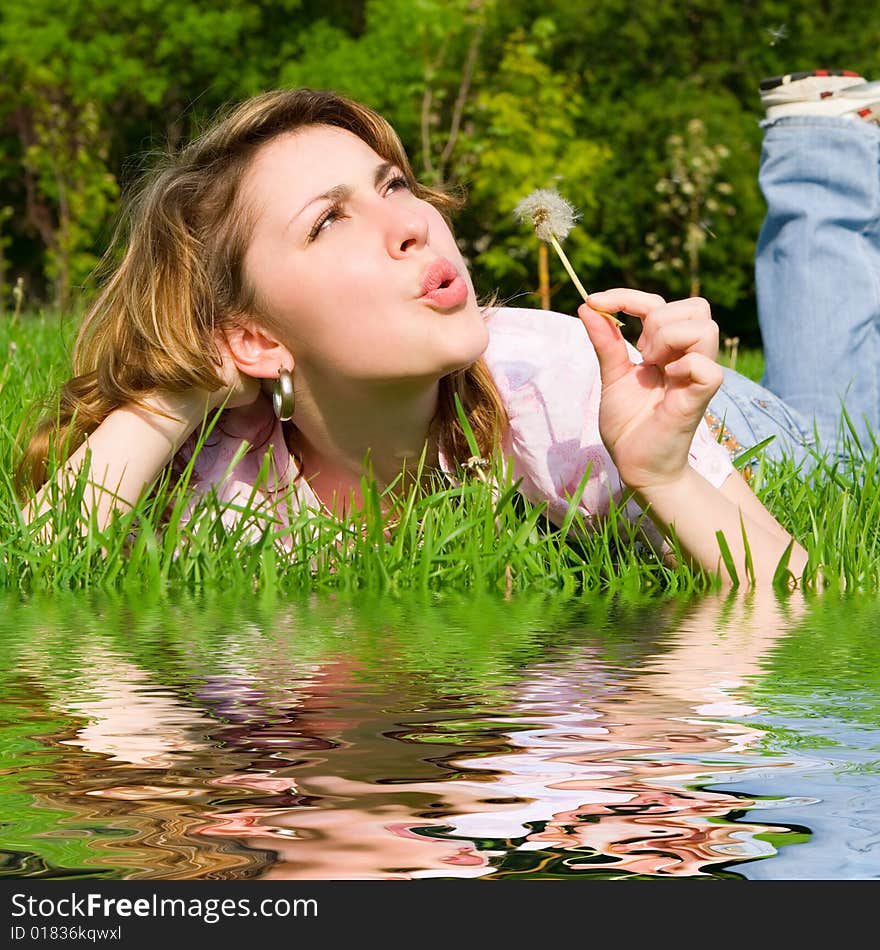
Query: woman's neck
291 375 442 513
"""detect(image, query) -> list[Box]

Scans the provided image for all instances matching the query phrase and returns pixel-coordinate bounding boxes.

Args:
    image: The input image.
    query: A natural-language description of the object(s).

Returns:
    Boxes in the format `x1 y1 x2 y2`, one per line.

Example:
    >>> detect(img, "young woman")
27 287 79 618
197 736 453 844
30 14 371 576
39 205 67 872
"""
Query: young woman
20 74 877 586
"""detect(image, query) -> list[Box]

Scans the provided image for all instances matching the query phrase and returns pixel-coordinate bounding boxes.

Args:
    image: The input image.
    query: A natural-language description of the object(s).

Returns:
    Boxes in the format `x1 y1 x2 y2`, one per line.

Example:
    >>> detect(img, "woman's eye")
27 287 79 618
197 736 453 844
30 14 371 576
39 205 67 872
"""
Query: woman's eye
308 204 344 242
385 175 410 195
307 176 409 242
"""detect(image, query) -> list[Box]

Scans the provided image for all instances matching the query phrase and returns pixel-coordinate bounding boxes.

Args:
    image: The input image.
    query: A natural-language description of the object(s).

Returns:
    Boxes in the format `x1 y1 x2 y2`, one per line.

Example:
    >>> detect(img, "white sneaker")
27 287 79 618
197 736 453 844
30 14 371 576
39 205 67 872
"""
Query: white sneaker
761 70 880 123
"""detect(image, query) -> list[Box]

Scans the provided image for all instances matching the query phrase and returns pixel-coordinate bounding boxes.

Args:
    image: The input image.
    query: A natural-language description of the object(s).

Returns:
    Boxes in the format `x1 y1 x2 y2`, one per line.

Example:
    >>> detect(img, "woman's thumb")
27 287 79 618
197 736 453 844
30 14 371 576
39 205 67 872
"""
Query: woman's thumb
577 301 631 387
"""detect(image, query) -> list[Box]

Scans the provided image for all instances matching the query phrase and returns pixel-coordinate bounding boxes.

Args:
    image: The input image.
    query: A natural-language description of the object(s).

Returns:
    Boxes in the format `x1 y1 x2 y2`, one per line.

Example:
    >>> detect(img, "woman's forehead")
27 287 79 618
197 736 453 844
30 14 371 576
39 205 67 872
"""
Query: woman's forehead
246 125 385 202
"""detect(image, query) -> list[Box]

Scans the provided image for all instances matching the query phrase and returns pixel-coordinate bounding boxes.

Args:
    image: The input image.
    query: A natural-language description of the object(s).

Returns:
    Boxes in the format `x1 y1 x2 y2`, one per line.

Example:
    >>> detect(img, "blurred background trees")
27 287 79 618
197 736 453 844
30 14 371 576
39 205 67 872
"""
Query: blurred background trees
0 0 876 343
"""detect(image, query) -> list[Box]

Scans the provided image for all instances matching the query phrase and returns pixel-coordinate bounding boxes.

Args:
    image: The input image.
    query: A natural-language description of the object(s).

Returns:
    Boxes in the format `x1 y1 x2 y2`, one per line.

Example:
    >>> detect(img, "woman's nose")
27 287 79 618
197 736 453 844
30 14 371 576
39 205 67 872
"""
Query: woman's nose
386 202 429 259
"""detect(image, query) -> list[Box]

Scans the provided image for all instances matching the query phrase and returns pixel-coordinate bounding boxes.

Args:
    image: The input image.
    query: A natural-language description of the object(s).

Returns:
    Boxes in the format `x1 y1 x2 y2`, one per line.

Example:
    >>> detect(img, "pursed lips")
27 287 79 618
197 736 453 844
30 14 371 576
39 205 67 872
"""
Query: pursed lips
418 257 460 297
417 257 468 310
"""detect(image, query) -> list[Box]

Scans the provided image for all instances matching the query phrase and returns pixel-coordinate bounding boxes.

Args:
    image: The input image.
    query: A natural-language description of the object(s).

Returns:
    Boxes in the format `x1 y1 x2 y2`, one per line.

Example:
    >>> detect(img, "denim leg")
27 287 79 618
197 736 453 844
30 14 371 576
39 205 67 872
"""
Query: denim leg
708 366 819 471
755 115 880 447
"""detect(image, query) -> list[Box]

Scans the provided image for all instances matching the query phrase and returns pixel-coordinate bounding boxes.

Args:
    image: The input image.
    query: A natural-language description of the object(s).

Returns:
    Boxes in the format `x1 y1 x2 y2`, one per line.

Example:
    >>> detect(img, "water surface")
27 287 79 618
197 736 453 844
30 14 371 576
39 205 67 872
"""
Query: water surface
0 590 877 880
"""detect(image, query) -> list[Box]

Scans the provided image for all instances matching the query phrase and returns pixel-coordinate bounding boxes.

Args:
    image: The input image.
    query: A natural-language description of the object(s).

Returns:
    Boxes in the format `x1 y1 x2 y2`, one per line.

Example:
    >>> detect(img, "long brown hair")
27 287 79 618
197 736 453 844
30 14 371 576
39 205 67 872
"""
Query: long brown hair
16 88 507 495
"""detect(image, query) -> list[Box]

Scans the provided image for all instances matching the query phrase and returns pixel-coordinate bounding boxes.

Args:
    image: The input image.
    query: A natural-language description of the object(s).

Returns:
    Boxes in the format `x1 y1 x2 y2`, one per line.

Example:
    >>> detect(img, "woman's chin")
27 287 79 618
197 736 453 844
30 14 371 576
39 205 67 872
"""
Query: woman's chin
437 323 490 374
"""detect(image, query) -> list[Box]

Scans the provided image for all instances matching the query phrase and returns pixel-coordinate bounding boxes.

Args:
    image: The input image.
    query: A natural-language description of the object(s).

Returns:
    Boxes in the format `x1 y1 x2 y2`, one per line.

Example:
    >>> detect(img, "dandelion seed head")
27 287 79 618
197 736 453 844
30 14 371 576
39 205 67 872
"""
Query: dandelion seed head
513 188 580 242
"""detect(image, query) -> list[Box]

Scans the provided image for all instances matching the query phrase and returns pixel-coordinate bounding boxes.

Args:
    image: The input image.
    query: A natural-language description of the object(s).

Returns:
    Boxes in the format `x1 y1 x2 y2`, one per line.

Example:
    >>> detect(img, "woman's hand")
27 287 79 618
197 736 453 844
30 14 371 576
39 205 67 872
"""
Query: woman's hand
578 288 808 586
578 288 723 493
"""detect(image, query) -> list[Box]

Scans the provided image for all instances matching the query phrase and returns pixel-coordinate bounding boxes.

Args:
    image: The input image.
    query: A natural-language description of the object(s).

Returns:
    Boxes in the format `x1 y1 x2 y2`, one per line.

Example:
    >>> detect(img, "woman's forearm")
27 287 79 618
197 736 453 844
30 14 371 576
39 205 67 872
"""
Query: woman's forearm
26 392 207 530
634 467 808 586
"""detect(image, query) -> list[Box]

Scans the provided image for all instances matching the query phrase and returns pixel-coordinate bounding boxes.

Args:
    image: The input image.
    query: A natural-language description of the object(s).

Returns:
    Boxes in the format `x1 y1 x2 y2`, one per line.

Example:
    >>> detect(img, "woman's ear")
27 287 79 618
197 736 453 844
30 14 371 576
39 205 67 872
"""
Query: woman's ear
222 319 294 379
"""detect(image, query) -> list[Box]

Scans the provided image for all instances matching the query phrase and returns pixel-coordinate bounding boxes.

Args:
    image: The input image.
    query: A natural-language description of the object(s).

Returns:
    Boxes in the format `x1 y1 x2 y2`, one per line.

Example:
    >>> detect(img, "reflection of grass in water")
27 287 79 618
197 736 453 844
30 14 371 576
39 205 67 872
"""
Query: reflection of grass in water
3 314 879 594
0 700 120 879
754 595 880 732
405 825 757 880
754 830 811 849
483 856 750 881
0 587 685 706
0 683 275 880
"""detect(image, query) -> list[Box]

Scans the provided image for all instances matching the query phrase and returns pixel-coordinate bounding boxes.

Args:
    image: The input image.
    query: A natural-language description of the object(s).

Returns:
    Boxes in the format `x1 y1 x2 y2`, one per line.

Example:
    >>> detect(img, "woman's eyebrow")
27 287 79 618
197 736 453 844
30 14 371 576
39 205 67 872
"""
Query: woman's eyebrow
288 161 397 227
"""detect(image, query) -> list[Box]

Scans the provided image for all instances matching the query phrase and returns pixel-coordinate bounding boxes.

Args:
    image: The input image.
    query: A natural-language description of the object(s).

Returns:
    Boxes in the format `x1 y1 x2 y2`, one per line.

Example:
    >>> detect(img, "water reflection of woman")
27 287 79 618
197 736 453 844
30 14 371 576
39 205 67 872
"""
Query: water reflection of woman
11 592 808 879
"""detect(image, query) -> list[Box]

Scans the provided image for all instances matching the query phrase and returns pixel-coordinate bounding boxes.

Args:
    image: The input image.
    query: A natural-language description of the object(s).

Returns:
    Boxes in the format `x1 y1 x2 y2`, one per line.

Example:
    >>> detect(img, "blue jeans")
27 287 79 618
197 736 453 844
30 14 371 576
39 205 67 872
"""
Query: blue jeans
707 115 880 469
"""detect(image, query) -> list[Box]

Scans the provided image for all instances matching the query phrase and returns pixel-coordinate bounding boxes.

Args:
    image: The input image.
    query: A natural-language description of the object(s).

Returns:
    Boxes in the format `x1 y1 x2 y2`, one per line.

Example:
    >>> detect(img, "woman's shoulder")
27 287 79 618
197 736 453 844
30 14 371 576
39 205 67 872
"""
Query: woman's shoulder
480 305 605 450
485 305 589 346
485 304 597 363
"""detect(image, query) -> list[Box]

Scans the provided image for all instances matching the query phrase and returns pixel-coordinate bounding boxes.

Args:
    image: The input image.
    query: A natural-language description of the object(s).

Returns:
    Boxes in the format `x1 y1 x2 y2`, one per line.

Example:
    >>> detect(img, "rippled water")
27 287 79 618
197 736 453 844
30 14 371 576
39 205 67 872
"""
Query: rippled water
0 591 878 880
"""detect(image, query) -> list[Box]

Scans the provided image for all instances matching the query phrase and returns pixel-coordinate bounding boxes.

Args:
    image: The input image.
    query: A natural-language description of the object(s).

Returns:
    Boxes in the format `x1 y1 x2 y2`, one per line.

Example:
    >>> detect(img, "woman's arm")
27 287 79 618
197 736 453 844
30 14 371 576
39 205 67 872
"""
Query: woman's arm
633 468 807 583
25 391 210 531
25 342 260 531
578 288 808 586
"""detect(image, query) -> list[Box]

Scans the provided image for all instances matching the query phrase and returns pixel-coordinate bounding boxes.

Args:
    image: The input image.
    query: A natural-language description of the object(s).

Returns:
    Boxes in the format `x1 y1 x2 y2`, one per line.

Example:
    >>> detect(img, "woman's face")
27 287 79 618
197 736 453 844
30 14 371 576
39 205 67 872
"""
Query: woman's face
241 125 489 384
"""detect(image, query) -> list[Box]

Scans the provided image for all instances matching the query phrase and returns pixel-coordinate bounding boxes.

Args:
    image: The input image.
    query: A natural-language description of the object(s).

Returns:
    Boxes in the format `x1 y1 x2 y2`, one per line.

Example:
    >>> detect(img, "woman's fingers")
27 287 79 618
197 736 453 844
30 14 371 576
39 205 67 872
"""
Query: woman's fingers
662 352 725 415
587 288 667 319
636 297 715 355
657 352 724 452
636 295 712 325
588 290 719 365
639 317 720 365
582 288 722 409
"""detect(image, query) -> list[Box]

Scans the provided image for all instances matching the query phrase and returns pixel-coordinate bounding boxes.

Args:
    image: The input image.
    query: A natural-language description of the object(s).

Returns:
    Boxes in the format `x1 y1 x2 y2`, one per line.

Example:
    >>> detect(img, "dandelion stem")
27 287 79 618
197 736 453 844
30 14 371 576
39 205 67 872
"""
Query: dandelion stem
547 235 623 327
548 235 587 300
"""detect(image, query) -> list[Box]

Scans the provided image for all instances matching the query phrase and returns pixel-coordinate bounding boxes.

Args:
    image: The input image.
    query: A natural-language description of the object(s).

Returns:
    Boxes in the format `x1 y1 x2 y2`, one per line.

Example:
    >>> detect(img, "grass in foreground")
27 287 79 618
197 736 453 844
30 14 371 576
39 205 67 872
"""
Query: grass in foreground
2 312 878 594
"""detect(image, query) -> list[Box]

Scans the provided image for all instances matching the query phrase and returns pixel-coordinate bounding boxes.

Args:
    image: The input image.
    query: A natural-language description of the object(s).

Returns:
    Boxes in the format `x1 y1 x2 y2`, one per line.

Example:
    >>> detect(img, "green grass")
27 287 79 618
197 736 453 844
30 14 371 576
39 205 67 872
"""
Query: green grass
719 346 764 383
2 312 879 594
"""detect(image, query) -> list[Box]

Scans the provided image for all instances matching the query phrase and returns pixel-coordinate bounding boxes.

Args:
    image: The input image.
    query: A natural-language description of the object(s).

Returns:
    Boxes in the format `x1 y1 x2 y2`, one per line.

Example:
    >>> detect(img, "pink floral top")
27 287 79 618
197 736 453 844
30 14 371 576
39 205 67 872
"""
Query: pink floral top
180 306 736 542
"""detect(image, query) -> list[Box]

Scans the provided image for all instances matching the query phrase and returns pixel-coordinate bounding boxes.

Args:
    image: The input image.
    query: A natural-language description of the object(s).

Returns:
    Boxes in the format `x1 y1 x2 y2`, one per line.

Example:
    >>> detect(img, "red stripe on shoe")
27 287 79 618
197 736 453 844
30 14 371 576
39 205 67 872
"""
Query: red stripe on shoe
759 69 865 92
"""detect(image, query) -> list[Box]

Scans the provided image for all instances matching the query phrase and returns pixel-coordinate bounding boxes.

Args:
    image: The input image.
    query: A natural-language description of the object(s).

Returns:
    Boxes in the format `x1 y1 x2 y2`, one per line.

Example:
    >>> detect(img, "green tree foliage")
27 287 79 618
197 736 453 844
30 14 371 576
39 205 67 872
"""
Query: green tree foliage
0 0 303 306
18 82 118 310
279 0 476 147
532 0 878 335
646 119 736 300
452 20 609 310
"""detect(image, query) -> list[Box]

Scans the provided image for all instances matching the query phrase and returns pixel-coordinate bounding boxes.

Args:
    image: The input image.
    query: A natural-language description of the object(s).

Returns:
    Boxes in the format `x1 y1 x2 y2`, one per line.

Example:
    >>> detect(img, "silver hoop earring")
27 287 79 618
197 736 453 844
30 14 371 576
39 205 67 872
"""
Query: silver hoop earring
272 367 295 421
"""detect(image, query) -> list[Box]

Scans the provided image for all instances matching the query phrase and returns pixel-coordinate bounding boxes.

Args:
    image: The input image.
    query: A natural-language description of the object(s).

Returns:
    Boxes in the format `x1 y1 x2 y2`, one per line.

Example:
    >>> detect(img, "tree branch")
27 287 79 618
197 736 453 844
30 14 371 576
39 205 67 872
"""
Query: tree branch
420 85 436 178
437 22 484 182
420 33 451 179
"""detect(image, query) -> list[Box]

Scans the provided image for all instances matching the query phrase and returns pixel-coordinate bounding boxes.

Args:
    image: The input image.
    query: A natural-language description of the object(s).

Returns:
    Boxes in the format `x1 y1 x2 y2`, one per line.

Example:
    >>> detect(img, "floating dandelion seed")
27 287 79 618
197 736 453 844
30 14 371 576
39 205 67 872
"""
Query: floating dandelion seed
765 24 788 46
514 188 623 326
698 219 717 239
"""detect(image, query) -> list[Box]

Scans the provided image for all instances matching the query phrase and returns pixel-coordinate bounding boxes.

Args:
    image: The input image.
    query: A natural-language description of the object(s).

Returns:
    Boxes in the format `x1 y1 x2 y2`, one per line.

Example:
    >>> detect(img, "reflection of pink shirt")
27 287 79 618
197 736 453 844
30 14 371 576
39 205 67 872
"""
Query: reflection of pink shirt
180 307 735 541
